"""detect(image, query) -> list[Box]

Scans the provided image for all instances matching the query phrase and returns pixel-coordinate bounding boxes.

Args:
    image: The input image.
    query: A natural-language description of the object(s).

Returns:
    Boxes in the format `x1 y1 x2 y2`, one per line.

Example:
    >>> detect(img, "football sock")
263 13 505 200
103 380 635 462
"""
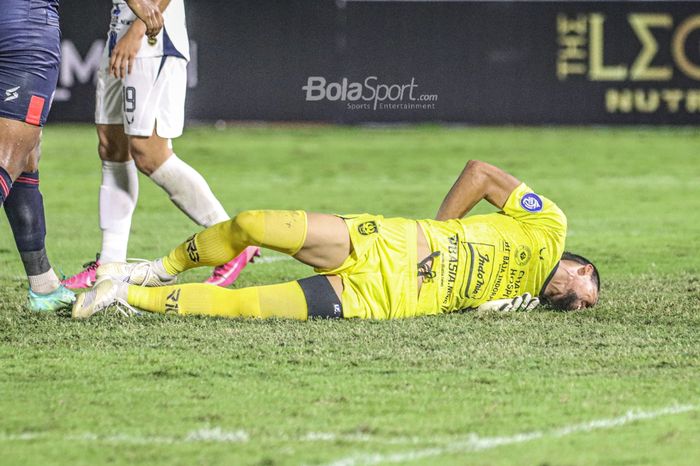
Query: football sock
3 172 60 293
126 281 308 320
27 268 62 295
149 154 229 228
99 160 139 263
162 210 307 275
0 166 13 206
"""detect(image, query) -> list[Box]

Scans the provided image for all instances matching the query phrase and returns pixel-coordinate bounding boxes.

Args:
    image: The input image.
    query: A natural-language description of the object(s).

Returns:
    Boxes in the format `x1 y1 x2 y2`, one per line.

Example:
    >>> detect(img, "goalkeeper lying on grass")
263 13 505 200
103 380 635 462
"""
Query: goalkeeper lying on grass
72 160 600 320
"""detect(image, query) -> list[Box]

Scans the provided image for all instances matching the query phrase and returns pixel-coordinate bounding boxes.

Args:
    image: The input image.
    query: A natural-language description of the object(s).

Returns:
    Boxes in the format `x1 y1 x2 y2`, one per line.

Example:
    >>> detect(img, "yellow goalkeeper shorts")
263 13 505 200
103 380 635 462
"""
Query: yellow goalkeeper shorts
315 214 418 319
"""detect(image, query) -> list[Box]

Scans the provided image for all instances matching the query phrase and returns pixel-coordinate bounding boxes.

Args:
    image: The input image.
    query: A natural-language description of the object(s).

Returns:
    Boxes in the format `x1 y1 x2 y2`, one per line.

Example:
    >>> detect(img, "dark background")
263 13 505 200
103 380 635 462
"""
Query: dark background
53 0 700 124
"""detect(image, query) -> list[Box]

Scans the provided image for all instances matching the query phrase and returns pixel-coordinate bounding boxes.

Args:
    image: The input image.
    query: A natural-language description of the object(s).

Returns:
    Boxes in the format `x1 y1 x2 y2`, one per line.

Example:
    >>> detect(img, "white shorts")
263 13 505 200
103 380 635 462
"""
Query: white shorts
94 54 187 138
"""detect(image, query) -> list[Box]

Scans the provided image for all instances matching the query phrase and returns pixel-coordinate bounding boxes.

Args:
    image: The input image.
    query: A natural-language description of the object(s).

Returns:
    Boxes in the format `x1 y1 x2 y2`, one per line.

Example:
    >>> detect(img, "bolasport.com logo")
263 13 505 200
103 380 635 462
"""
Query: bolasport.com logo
302 76 438 111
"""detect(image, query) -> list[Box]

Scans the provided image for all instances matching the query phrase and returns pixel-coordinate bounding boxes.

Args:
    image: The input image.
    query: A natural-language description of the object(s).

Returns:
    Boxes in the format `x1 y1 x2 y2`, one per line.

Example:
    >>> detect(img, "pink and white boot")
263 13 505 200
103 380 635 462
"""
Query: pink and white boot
204 246 261 287
62 255 101 290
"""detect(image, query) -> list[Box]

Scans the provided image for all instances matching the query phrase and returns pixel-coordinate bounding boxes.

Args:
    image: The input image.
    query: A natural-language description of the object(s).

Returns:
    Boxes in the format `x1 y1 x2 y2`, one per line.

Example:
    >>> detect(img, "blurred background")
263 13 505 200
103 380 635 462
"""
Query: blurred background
54 0 700 125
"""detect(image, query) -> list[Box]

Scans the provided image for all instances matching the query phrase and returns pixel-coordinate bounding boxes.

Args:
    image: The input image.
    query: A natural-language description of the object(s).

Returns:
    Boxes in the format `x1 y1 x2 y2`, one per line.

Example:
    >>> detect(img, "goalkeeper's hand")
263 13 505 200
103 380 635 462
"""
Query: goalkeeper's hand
475 293 540 312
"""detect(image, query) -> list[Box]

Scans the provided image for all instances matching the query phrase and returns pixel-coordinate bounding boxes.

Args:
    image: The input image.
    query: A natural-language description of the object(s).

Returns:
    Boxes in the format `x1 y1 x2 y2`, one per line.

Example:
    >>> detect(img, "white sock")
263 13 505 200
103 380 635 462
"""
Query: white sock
153 258 176 281
99 160 139 263
149 154 229 227
28 268 61 294
114 280 129 301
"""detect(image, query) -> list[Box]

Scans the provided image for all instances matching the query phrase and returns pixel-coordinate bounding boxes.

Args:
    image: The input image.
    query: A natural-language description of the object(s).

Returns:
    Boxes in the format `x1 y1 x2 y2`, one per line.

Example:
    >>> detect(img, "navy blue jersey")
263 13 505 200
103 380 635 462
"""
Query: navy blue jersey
0 0 60 25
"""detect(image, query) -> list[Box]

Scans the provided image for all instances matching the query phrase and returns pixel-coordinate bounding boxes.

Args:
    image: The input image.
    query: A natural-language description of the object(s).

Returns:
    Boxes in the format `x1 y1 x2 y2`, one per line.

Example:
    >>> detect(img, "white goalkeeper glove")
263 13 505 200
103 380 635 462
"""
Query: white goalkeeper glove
475 292 540 312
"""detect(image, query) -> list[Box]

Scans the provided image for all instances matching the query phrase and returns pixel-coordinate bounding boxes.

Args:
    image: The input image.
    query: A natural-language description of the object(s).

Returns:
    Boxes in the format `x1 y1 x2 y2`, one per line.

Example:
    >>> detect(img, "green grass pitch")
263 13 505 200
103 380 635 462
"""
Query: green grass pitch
1 125 699 465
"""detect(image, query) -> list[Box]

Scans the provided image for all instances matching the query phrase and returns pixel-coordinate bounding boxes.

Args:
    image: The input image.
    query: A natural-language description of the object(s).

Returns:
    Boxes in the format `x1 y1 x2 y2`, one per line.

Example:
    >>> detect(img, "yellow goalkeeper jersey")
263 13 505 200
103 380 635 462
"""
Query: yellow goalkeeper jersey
416 183 567 314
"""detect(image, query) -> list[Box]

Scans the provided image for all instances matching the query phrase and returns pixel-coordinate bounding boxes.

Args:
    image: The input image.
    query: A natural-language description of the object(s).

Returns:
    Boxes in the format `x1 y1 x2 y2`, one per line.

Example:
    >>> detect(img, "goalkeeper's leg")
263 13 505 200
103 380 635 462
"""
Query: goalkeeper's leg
124 275 343 320
161 210 351 276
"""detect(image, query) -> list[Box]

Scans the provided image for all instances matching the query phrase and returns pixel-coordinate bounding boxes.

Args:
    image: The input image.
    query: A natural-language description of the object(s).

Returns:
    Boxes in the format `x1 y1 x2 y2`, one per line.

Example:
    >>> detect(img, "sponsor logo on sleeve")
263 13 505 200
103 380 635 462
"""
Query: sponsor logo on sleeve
520 193 543 212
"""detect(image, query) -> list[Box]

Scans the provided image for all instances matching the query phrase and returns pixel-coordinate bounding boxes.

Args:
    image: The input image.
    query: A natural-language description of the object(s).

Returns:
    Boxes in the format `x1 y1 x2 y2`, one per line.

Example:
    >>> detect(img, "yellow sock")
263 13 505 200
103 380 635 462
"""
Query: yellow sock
127 281 309 320
162 210 308 275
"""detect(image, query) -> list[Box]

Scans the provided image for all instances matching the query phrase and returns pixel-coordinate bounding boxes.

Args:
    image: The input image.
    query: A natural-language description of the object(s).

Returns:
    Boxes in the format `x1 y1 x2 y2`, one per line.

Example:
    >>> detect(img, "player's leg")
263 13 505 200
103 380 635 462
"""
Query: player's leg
80 210 351 319
97 124 138 263
93 46 141 265
0 126 75 312
128 130 229 227
160 211 351 276
5 144 58 290
3 144 75 310
93 211 349 302
128 280 310 319
74 274 344 321
0 118 42 206
0 137 75 311
63 55 139 288
296 213 353 270
62 128 136 289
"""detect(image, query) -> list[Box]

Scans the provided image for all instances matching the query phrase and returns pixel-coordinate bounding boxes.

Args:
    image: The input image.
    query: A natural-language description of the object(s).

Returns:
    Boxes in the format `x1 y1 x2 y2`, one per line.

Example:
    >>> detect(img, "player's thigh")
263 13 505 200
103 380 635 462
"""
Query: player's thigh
294 213 351 271
0 117 42 178
23 137 42 172
96 124 130 162
326 275 344 302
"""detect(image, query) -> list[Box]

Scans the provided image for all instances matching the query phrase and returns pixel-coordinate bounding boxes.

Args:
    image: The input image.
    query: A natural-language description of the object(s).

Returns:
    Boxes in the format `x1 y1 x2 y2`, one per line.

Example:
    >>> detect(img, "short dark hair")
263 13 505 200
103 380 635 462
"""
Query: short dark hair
561 251 600 293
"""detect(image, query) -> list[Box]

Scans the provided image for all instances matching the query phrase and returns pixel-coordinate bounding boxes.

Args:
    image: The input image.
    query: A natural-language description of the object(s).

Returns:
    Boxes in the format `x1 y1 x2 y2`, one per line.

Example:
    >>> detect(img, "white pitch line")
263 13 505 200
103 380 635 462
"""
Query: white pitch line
184 427 249 443
0 404 695 456
0 428 249 445
324 404 697 466
299 432 427 445
0 428 416 446
253 255 293 264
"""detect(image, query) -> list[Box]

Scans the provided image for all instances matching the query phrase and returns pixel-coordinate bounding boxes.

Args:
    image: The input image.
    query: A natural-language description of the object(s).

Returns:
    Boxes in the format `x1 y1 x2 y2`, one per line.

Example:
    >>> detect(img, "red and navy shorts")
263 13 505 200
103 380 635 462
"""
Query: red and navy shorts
0 19 60 127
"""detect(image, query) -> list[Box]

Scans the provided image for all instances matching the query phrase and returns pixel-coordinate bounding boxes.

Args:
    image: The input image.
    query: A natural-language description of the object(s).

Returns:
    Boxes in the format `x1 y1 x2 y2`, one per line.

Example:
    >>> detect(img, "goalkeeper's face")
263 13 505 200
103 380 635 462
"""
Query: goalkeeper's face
543 262 599 311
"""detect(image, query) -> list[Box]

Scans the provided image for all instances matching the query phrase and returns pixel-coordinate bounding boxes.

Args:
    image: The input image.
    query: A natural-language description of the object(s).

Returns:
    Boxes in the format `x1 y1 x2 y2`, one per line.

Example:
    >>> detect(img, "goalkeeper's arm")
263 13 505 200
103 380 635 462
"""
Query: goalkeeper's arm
436 160 521 221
